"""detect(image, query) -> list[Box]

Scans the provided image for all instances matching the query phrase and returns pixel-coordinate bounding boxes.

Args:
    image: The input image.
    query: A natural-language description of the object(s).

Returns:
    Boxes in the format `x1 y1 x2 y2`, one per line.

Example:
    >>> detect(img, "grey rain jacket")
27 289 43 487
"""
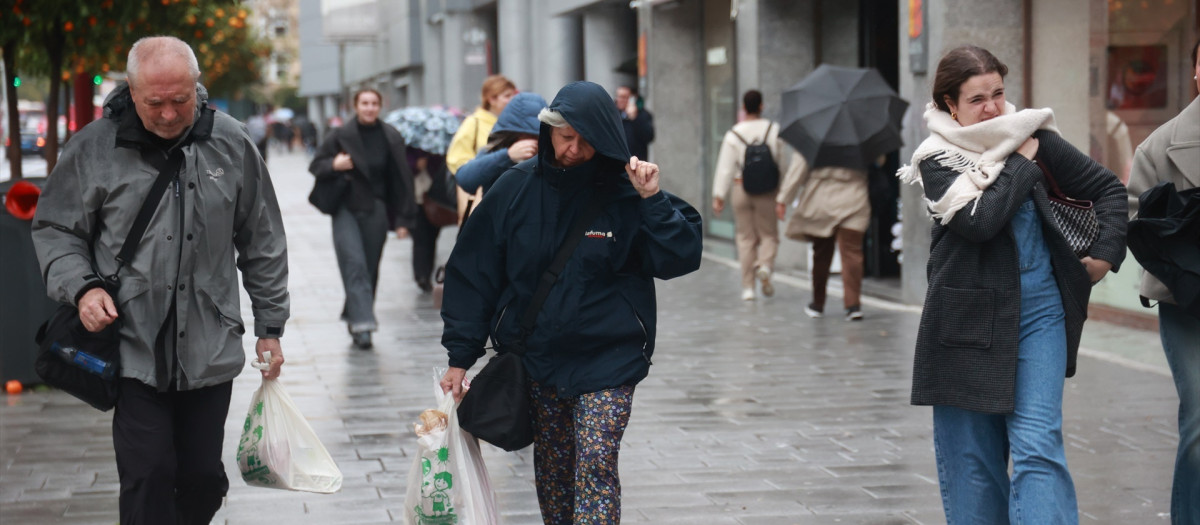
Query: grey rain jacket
32 82 290 390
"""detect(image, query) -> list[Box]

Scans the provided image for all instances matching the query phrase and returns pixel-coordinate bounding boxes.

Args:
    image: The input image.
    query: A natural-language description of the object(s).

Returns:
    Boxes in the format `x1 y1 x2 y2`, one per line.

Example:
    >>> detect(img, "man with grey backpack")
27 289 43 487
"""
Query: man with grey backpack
712 89 803 301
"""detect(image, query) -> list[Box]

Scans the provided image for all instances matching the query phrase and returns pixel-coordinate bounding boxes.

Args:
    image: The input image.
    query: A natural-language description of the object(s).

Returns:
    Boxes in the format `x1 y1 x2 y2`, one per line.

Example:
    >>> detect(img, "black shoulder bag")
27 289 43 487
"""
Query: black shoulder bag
34 149 184 411
457 184 610 451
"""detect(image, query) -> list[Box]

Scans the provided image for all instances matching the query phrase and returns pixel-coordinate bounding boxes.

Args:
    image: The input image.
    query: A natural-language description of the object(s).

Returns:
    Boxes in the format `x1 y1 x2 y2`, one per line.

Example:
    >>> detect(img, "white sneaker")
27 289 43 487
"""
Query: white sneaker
756 267 774 297
804 303 824 318
741 288 756 301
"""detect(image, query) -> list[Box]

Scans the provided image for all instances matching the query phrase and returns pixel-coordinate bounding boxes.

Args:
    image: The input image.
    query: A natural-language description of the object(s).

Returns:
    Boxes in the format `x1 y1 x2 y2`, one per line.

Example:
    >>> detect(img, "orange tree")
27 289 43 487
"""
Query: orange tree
7 0 267 174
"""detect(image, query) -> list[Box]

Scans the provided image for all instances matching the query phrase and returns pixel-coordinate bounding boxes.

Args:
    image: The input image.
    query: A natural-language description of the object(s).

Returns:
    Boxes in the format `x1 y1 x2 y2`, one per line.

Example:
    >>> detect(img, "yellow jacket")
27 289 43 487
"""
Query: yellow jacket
447 107 498 174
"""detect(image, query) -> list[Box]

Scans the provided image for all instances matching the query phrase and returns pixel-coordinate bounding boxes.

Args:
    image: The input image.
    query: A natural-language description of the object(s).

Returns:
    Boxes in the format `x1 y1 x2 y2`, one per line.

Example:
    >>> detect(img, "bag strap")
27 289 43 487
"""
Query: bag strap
514 184 610 355
730 129 750 146
1033 157 1067 199
112 149 185 280
730 122 773 146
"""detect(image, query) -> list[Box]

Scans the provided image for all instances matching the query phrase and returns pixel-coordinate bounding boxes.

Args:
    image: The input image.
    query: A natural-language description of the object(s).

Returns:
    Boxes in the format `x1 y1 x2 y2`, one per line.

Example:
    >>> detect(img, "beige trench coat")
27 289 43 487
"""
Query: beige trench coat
775 154 871 240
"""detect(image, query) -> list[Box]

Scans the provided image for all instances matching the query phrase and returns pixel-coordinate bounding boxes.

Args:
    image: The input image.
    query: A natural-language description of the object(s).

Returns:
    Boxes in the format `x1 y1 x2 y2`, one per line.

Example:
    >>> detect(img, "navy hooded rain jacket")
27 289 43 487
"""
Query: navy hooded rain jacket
440 81 703 397
455 92 548 194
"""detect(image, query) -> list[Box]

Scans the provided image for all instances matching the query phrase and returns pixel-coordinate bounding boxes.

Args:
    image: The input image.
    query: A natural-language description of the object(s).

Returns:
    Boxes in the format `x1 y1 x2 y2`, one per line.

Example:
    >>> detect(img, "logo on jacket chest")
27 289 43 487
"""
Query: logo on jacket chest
205 167 225 181
585 230 613 240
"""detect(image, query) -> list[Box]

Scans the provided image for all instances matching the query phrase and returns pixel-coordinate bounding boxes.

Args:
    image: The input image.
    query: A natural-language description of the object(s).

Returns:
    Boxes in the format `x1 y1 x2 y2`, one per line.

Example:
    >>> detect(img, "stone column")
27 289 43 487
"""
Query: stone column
582 3 636 95
497 0 532 89
532 0 582 98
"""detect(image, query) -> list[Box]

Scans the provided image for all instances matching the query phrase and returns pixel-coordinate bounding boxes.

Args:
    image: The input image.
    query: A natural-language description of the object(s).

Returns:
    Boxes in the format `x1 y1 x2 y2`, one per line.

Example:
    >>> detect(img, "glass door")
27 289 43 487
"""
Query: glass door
702 0 737 240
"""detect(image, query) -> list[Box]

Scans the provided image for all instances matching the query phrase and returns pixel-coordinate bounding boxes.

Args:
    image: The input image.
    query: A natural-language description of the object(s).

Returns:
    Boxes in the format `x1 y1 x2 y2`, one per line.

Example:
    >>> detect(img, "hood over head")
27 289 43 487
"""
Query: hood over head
490 92 547 137
539 81 630 172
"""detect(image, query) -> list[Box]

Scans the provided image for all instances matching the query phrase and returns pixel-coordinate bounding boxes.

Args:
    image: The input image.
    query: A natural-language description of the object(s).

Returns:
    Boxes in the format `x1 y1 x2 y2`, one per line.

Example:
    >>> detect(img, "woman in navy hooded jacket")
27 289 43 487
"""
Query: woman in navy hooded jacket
439 81 703 523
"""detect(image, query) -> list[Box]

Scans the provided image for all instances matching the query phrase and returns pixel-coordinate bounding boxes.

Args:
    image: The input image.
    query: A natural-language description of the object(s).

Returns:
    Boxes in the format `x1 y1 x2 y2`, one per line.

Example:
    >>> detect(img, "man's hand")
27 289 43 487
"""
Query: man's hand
255 338 285 380
440 366 468 402
1081 256 1112 284
507 138 538 163
712 197 725 215
625 156 660 199
332 152 354 171
395 227 410 239
78 287 118 333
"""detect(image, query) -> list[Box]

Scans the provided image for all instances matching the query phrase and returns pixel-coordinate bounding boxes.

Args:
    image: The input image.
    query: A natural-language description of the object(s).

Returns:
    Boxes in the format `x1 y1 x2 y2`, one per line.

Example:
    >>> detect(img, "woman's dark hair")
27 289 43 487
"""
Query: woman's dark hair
743 90 763 114
353 88 382 106
931 45 1009 113
485 130 536 153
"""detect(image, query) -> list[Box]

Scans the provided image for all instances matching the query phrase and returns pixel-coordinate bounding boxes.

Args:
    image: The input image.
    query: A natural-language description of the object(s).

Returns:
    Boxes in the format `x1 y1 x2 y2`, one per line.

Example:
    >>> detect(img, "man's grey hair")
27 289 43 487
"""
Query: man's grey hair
538 108 568 128
127 36 201 87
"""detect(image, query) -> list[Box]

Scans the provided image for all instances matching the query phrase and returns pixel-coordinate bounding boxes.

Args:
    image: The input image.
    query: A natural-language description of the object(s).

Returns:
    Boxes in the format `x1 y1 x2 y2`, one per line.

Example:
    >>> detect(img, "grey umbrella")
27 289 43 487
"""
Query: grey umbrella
779 65 909 171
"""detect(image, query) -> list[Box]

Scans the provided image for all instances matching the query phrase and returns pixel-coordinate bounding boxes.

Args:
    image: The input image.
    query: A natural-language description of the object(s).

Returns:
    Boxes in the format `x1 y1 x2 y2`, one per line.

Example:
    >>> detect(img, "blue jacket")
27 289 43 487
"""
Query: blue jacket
441 81 703 397
456 93 547 194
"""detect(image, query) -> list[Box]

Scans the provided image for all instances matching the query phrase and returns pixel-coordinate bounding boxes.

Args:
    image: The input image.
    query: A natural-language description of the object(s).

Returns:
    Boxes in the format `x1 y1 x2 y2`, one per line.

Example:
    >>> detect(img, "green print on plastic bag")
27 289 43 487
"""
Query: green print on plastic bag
412 446 457 524
237 401 274 485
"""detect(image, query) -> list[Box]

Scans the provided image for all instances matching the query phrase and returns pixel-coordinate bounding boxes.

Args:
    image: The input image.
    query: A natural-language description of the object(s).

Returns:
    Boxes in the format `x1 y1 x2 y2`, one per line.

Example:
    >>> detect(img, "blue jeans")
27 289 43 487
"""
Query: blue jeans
331 200 388 333
933 199 1078 525
1160 302 1200 525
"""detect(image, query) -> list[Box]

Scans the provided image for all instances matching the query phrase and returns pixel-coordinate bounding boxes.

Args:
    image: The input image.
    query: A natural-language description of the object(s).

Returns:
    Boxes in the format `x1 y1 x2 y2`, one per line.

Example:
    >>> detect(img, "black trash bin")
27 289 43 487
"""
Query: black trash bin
0 177 59 385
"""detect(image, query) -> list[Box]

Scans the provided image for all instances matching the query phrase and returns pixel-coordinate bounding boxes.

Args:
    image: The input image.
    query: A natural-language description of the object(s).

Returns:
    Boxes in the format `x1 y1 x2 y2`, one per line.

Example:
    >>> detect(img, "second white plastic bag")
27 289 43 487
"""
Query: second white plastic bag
405 373 499 525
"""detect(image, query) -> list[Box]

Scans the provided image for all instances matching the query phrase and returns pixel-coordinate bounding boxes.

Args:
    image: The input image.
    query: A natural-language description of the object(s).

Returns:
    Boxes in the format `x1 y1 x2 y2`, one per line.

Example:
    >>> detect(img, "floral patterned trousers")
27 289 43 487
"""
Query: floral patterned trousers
530 382 635 525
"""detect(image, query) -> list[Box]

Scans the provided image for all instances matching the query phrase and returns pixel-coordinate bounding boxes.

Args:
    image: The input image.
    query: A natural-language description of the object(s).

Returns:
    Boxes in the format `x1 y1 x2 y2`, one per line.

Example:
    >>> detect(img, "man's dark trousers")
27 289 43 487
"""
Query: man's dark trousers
114 378 233 524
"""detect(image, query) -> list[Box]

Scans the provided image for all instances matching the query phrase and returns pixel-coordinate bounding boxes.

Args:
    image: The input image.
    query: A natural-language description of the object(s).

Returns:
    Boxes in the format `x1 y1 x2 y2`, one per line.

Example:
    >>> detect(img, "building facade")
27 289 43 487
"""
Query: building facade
297 0 1198 322
297 0 637 135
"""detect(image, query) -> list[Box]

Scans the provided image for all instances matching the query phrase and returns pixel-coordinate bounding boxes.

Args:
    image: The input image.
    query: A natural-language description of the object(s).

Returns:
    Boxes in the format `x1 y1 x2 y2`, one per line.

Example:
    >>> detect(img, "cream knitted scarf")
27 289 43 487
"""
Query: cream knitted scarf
897 102 1058 222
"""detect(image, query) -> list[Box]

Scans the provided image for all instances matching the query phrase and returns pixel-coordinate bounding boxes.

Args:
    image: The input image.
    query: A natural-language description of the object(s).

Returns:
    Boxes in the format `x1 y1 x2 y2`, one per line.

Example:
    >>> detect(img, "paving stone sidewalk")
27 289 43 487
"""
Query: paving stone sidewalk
0 150 1174 524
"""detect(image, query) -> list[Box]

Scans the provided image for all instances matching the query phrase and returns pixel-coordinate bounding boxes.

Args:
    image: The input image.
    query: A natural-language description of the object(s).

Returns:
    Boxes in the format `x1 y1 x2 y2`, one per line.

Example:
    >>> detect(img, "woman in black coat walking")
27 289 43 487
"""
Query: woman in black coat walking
309 89 416 349
898 46 1126 524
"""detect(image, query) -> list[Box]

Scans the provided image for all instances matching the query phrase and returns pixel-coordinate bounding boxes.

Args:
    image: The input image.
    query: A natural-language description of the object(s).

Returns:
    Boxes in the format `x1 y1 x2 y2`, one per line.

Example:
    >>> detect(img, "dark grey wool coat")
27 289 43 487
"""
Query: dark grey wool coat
912 129 1127 414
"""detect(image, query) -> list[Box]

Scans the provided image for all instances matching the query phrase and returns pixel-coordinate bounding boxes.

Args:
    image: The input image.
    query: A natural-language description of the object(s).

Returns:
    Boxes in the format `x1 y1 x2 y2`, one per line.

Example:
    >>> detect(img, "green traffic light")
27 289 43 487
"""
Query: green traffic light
93 74 102 85
11 77 19 88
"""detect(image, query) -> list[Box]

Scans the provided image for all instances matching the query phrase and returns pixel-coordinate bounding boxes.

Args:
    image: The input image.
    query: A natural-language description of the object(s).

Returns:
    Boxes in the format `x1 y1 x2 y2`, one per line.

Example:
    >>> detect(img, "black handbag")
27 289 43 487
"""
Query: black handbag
1036 157 1098 258
308 174 348 215
457 183 610 451
34 302 122 410
33 149 183 411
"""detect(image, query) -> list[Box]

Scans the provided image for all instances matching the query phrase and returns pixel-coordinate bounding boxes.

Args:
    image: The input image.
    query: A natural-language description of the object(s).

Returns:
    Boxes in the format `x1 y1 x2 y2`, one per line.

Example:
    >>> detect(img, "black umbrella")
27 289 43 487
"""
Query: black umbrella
1127 181 1200 320
779 65 909 170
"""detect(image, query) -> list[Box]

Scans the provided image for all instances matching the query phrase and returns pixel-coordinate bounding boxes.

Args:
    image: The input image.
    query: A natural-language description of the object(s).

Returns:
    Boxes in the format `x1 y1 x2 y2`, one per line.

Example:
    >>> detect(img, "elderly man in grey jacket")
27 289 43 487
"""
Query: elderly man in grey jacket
32 36 289 524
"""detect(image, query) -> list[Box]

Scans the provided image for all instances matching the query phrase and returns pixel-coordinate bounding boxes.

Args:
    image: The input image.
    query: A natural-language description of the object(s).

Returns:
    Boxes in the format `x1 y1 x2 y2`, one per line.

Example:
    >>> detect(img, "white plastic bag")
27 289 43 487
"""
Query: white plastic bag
237 363 343 493
405 373 499 525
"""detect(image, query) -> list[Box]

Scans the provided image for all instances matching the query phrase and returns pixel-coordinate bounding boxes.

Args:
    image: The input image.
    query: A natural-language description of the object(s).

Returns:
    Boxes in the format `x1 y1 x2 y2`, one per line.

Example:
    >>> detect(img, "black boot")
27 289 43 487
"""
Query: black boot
351 331 373 350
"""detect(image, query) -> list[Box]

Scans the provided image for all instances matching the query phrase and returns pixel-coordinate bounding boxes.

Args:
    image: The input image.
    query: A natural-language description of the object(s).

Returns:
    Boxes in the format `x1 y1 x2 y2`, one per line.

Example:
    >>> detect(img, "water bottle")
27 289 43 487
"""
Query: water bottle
50 343 116 380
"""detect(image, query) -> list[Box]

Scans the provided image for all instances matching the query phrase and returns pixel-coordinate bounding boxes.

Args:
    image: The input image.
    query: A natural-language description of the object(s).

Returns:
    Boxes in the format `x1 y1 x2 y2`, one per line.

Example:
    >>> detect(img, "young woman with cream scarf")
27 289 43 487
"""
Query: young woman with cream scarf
899 45 1127 524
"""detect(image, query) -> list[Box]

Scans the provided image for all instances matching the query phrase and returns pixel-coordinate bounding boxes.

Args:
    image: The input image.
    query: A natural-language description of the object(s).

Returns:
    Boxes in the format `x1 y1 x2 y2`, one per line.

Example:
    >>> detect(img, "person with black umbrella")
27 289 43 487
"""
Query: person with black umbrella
1126 37 1200 525
774 65 909 321
774 153 872 320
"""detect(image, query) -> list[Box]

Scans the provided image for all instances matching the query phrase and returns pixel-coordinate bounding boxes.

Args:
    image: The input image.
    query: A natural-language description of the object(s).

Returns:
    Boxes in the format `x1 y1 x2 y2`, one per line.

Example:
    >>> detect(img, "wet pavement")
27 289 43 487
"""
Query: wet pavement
0 150 1173 524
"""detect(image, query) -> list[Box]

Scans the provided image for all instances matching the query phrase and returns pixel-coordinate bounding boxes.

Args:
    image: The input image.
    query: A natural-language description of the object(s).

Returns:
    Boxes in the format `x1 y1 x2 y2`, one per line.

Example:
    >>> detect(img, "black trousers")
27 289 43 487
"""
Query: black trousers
411 208 443 286
114 378 233 525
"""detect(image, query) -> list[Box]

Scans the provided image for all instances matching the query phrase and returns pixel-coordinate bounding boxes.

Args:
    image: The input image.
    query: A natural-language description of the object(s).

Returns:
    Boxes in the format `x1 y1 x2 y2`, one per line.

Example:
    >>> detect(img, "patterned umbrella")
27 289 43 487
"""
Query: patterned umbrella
384 106 462 155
